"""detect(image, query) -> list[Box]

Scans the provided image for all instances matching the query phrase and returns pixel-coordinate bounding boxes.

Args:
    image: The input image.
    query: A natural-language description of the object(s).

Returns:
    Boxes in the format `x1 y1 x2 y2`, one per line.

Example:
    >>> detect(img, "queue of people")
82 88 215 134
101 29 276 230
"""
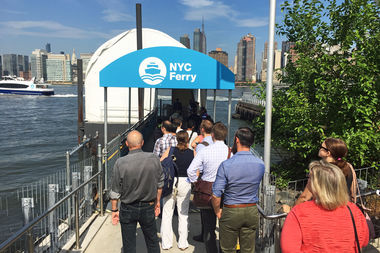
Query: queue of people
109 108 369 252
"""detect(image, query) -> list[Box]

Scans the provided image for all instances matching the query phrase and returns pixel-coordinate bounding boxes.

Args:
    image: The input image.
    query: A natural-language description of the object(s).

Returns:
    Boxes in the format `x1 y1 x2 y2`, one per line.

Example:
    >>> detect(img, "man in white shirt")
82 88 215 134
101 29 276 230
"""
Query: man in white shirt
187 122 230 253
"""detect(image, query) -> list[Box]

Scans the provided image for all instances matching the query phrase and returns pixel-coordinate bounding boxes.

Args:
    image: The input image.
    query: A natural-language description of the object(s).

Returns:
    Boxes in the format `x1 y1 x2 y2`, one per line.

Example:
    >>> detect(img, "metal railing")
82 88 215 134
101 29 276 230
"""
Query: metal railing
0 144 103 253
255 189 380 253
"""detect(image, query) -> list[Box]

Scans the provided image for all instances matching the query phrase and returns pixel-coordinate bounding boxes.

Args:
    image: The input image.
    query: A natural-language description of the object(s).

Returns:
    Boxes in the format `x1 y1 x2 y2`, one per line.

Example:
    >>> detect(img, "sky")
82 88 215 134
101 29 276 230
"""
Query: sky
0 0 287 71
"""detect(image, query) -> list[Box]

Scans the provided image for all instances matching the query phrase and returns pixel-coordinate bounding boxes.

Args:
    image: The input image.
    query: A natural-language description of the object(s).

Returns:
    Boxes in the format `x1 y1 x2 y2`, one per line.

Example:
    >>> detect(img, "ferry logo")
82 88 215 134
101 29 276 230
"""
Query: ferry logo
139 57 167 85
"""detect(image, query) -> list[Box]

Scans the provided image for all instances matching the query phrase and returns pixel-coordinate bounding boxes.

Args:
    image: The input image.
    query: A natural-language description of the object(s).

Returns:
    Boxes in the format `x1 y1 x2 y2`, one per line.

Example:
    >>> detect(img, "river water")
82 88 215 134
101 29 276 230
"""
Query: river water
0 86 257 193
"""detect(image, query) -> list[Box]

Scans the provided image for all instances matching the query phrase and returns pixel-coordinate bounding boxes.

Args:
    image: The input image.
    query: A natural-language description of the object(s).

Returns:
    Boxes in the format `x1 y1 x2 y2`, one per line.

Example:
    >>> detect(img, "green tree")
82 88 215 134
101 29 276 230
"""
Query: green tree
254 0 380 179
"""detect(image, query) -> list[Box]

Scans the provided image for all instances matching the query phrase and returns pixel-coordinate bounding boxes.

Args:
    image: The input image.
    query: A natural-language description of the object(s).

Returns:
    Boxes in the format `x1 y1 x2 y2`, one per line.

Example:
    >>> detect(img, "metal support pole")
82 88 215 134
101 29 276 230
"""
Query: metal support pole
84 166 92 217
227 90 232 146
136 3 144 120
65 151 71 227
48 184 58 252
160 99 162 117
104 87 108 190
213 89 216 121
22 198 34 253
150 88 152 111
264 0 277 186
98 144 104 216
74 192 80 250
129 87 132 126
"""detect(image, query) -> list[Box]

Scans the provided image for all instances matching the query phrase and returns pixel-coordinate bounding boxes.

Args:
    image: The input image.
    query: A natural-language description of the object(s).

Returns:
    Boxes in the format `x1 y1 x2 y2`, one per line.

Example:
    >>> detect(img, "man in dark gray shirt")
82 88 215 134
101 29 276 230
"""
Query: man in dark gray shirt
110 130 164 253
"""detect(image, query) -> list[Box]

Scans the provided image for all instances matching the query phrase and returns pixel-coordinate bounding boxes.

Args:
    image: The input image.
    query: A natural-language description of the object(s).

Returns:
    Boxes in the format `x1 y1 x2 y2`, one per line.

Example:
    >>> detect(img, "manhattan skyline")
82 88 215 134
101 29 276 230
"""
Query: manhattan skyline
0 0 286 70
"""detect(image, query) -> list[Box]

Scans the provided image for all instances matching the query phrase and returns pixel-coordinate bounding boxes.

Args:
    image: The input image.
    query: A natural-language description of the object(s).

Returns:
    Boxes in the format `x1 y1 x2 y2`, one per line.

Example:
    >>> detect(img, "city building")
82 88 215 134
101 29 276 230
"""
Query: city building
281 41 295 68
80 53 93 81
31 49 48 81
261 41 279 82
208 48 228 67
0 55 2 76
46 43 51 53
46 53 72 82
71 49 78 83
193 20 206 54
236 34 257 82
273 49 282 83
180 34 191 49
2 54 18 76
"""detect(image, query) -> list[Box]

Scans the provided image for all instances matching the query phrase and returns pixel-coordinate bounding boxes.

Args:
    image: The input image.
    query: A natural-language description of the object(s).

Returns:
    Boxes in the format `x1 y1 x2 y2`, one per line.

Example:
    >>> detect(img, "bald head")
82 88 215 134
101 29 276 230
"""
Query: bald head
126 130 144 150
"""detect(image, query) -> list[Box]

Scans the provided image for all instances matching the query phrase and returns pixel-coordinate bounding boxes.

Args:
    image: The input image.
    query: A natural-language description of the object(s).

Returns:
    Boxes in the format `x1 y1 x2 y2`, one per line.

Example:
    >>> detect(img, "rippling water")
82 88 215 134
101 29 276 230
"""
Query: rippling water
0 85 78 192
0 86 258 193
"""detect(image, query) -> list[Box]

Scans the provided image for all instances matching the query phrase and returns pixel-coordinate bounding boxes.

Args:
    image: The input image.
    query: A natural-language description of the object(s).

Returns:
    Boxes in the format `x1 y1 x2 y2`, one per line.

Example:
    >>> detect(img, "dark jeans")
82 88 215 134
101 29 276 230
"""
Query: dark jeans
200 208 219 253
119 202 160 253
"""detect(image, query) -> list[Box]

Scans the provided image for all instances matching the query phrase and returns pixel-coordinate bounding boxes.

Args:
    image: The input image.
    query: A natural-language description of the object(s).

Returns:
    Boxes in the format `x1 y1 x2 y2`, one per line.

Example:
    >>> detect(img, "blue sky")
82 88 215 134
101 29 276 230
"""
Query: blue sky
0 0 287 70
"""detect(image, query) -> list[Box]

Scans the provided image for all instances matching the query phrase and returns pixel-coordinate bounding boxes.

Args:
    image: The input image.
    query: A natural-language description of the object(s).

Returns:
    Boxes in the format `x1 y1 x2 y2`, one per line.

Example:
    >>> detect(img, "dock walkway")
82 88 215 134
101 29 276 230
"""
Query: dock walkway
83 209 213 253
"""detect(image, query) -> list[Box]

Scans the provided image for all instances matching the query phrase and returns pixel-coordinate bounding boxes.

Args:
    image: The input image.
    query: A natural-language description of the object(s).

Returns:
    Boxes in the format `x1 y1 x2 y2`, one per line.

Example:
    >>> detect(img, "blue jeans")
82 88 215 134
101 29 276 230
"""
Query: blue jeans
119 202 160 253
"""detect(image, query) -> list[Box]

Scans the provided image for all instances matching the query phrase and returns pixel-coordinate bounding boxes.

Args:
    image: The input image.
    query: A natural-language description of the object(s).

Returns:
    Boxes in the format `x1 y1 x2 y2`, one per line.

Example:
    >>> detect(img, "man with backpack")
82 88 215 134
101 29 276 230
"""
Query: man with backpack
153 120 177 158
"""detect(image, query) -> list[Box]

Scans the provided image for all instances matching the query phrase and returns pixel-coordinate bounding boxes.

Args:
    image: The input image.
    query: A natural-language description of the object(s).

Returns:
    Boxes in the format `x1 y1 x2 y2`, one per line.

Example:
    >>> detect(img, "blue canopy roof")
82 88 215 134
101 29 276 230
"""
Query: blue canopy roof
99 46 235 90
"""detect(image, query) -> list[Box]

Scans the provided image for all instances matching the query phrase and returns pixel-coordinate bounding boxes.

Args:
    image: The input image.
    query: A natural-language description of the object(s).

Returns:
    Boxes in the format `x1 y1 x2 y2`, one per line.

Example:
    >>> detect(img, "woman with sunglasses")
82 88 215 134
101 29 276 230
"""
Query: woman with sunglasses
294 138 358 206
281 160 368 252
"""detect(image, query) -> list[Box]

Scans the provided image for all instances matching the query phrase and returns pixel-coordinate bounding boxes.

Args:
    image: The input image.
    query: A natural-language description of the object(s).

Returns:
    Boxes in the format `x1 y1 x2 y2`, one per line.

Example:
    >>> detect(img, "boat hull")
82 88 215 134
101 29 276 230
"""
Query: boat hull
0 89 54 96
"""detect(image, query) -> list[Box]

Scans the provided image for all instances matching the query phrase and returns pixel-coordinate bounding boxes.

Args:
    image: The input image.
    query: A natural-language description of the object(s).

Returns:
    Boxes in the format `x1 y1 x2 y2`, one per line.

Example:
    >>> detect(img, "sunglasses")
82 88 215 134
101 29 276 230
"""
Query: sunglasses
320 146 329 152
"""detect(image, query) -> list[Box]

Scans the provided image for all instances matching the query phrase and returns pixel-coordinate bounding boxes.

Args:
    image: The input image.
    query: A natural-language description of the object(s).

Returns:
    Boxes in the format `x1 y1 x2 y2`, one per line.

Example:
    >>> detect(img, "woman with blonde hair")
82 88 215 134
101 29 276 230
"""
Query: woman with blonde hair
295 137 358 205
281 160 369 252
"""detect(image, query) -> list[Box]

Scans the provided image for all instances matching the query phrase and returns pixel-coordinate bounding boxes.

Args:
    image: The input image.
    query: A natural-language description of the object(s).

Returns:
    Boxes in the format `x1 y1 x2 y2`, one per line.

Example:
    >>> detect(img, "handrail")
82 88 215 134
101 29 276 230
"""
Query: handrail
106 108 157 149
0 170 101 252
69 133 98 156
256 189 380 221
257 204 287 220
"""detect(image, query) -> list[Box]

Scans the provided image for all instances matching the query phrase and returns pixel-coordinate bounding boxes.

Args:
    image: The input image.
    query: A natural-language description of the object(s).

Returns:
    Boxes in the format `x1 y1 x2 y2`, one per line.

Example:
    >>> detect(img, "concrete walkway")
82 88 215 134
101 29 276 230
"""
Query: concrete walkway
84 209 215 253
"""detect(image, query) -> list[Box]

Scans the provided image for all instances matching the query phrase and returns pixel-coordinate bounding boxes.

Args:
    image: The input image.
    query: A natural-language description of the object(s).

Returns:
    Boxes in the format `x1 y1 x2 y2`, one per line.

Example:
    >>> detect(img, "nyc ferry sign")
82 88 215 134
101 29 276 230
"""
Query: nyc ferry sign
99 46 235 90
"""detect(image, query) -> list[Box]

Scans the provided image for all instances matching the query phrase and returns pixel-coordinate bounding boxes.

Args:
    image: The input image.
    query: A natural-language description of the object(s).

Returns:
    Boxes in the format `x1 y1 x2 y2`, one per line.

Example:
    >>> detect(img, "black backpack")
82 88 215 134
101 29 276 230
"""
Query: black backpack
161 147 179 198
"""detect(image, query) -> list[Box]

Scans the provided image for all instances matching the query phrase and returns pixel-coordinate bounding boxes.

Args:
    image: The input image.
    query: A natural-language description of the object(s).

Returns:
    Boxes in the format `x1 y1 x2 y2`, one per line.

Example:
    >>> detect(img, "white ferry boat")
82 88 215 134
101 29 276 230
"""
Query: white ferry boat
0 76 54 96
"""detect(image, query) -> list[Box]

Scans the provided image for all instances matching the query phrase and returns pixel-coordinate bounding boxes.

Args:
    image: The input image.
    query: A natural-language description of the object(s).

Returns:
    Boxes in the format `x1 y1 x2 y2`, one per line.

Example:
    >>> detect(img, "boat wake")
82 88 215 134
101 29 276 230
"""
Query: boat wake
52 94 77 98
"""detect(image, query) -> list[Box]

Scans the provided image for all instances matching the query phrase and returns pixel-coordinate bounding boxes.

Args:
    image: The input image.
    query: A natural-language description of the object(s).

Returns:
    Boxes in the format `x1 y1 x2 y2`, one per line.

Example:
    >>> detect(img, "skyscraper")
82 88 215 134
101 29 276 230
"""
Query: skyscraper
46 53 72 82
193 19 206 54
281 41 296 68
46 43 51 53
180 34 191 49
31 49 48 81
236 34 256 82
2 54 18 76
208 48 228 67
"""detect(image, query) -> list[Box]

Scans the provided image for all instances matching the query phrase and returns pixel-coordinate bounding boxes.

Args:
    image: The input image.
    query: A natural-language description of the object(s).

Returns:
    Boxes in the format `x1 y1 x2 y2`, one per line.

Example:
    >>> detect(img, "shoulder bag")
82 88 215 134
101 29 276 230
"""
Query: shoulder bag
192 146 232 208
347 205 361 253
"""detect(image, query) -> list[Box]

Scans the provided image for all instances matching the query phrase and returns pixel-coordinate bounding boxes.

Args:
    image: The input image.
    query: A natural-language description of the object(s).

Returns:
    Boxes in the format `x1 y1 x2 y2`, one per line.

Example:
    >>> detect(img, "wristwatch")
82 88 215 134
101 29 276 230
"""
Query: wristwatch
111 209 119 212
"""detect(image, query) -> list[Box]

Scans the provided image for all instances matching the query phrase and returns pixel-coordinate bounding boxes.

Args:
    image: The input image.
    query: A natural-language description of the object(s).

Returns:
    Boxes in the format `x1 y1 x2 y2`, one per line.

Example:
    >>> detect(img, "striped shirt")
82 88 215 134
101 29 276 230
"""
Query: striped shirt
153 133 177 157
187 140 230 183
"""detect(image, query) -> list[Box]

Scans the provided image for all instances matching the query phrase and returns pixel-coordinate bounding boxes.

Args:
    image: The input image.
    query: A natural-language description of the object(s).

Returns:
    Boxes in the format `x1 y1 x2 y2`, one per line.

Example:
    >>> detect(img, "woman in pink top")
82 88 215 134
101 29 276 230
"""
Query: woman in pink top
281 160 369 253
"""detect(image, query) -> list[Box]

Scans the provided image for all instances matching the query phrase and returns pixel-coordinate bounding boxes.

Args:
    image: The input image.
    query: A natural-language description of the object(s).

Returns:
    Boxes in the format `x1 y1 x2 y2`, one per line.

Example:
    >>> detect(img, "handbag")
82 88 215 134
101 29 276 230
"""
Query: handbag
356 183 376 239
347 205 361 253
192 146 232 209
192 179 213 208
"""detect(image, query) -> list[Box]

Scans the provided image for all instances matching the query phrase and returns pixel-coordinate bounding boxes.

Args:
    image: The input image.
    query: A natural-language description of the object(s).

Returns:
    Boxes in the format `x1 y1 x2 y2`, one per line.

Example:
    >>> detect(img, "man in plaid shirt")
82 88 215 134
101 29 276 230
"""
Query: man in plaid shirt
153 120 177 157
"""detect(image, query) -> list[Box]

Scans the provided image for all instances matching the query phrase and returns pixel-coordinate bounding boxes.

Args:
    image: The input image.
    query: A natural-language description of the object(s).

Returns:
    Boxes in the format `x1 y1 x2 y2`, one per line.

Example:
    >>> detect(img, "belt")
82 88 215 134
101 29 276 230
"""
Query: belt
122 201 155 206
224 203 256 208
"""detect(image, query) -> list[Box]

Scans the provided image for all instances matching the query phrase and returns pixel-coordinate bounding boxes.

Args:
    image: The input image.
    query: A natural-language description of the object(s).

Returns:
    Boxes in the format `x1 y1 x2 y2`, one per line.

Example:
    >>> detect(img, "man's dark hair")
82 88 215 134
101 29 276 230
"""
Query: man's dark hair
200 120 213 134
211 122 228 141
235 127 255 147
172 118 182 128
162 120 172 132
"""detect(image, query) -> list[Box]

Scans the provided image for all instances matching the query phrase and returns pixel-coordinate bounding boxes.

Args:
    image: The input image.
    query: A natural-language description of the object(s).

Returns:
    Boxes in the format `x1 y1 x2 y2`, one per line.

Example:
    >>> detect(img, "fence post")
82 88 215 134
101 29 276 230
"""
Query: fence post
48 184 59 252
66 151 71 228
74 192 80 250
263 185 276 252
84 166 93 217
22 198 34 253
98 144 104 216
